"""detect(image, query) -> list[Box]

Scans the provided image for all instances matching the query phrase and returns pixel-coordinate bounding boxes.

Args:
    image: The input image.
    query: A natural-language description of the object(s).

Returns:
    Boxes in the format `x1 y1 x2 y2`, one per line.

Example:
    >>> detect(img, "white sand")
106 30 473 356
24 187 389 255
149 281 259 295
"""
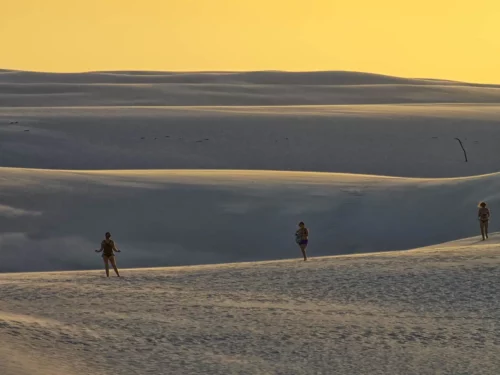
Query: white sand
2 70 500 177
0 168 499 273
2 105 500 177
1 70 500 107
1 237 500 374
1 70 500 374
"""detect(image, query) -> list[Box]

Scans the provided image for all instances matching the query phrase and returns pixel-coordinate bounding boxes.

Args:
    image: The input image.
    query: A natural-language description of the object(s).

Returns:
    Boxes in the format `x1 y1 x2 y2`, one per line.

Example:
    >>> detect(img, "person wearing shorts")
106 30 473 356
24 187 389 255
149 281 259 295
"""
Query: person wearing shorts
95 232 121 277
478 202 490 241
295 222 309 261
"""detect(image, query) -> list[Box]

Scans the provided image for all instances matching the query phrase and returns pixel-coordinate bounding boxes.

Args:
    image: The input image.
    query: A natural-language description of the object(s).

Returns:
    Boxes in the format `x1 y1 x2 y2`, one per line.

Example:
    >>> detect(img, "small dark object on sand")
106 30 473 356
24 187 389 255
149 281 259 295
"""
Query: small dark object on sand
454 137 468 162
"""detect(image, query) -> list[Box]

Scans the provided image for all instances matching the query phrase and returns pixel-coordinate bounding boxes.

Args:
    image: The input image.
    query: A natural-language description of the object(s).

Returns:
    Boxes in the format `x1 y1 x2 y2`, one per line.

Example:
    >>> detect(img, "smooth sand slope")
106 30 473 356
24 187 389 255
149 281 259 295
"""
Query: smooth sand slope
2 70 500 176
1 70 500 107
0 168 499 272
1 70 499 269
2 105 500 177
1 236 499 374
1 71 500 273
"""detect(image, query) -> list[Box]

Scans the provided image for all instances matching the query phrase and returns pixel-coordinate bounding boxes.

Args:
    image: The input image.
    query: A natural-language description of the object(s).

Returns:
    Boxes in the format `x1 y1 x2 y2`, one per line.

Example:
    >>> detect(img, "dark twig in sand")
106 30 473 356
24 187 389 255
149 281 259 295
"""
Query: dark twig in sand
454 138 468 162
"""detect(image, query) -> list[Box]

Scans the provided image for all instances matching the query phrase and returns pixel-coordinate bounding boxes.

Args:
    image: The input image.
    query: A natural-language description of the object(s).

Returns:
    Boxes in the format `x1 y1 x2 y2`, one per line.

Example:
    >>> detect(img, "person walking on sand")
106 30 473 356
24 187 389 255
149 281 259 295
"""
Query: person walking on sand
478 202 490 241
295 222 309 261
95 232 121 277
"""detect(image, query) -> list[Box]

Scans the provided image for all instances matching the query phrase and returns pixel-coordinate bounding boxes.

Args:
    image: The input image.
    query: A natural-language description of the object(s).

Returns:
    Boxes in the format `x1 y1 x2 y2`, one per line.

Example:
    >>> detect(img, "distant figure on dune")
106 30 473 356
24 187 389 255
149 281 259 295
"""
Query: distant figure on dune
95 232 121 277
478 202 490 241
295 222 309 261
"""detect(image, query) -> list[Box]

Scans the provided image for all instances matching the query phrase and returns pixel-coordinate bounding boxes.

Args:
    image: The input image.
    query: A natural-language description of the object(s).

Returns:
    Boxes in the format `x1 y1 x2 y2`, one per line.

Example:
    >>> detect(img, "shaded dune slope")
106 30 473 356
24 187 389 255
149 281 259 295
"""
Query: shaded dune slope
0 168 498 272
1 105 500 177
1 70 500 106
0 70 475 85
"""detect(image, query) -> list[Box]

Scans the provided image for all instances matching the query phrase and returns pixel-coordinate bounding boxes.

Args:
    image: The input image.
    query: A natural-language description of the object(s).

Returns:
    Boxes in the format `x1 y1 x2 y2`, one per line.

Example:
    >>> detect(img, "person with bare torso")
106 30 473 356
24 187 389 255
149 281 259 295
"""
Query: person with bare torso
295 222 309 261
95 232 121 277
478 202 490 241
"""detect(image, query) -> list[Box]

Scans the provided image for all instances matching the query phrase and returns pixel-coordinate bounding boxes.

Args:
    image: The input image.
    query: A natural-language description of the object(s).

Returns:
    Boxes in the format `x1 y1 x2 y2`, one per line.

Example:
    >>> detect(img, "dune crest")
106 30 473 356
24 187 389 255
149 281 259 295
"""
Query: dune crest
1 70 500 107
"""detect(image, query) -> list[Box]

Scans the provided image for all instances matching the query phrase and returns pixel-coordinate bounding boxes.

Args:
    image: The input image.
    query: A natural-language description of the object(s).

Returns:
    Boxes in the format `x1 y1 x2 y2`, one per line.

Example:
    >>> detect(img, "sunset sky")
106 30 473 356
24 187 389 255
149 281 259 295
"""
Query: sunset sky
3 0 499 83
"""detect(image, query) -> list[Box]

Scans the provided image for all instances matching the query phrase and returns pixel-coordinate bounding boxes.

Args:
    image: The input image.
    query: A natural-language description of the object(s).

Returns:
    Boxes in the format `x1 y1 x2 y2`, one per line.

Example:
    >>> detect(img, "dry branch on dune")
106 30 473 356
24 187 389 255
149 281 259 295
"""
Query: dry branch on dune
454 137 468 162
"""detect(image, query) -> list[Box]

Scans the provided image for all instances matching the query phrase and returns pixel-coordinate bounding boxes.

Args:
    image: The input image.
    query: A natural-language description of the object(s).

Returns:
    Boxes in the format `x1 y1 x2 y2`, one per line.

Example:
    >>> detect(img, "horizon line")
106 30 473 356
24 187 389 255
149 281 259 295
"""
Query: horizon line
0 68 480 85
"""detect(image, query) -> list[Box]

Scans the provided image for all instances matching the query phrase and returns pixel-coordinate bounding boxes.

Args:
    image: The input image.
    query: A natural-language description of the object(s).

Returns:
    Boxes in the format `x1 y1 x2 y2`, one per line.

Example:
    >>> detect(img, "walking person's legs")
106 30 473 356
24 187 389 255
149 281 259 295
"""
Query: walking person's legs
103 256 110 277
300 244 308 261
480 221 487 240
109 256 120 277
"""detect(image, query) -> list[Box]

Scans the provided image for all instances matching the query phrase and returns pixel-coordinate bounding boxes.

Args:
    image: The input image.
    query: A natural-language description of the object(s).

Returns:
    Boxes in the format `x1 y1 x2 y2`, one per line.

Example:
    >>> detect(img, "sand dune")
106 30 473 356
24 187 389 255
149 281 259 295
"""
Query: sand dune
0 70 466 85
1 71 499 272
1 105 500 177
1 69 500 373
1 70 500 107
0 168 497 273
1 237 500 374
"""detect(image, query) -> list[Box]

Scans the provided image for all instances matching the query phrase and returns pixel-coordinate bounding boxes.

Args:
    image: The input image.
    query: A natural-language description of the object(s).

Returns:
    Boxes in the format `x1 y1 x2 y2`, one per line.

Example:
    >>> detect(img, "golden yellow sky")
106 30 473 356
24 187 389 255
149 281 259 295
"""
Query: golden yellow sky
3 0 499 83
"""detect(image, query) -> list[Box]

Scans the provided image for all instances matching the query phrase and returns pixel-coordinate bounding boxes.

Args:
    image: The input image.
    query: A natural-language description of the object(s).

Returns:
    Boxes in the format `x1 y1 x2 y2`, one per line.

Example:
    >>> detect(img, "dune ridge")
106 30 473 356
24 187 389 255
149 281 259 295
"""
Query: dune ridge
1 70 500 107
2 104 500 177
0 69 478 85
0 167 498 273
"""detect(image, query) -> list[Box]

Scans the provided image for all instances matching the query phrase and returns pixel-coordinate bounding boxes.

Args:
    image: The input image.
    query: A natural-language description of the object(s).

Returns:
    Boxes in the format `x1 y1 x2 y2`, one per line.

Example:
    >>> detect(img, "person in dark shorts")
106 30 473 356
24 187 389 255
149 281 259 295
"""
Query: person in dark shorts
295 222 309 261
478 202 490 241
95 232 121 277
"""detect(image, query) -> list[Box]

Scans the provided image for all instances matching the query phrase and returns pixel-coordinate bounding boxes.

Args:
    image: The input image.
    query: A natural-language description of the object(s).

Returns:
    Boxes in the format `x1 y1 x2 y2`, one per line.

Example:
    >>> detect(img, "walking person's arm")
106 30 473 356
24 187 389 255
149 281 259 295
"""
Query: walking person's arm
95 242 104 253
112 241 121 253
